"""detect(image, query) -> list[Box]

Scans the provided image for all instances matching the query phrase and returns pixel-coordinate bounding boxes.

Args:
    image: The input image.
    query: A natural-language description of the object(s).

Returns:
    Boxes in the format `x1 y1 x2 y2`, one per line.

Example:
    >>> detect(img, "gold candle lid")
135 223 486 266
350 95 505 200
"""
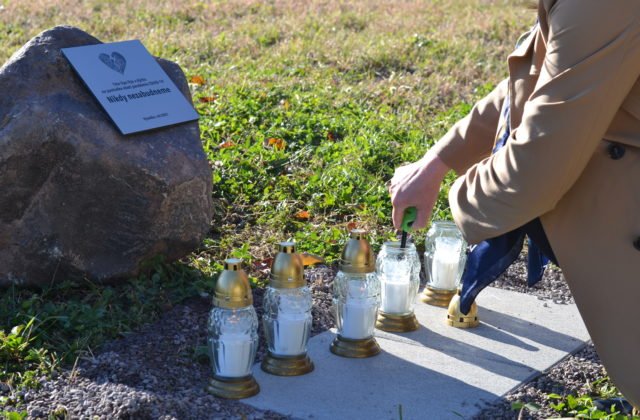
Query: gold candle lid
270 241 305 288
339 229 375 274
446 290 479 328
213 258 254 309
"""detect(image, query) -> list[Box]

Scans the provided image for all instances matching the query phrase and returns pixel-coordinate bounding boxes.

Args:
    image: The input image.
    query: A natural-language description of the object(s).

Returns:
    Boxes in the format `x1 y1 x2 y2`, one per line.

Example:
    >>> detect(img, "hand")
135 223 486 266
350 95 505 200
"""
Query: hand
389 151 450 230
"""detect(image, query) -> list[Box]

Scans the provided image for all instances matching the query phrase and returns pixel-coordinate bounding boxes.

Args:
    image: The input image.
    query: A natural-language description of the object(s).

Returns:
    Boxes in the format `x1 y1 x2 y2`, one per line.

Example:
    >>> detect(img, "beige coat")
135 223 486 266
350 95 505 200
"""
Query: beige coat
432 0 640 407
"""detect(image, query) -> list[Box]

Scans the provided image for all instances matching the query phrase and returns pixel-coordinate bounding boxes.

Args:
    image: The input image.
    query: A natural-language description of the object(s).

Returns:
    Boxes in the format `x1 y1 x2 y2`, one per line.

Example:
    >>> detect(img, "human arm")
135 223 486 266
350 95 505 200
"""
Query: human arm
430 78 509 175
390 79 510 230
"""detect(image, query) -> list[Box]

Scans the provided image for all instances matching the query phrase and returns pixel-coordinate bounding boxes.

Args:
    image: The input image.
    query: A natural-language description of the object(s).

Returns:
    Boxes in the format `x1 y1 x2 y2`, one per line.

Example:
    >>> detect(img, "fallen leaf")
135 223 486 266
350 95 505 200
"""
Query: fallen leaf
199 96 216 103
300 253 324 266
264 137 286 150
346 221 357 231
190 75 206 85
327 131 336 141
295 210 311 220
219 141 235 149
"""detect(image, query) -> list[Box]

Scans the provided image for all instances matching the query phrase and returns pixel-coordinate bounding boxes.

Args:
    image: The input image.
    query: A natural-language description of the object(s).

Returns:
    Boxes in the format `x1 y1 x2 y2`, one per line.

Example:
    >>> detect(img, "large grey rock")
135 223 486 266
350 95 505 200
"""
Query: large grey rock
0 26 213 287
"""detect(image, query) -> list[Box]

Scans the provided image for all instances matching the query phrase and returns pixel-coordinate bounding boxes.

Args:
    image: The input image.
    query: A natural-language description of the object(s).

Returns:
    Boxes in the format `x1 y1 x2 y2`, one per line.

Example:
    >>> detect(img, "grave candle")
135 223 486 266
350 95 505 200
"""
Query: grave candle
375 241 420 332
421 221 467 307
207 259 260 399
330 229 381 358
261 242 315 376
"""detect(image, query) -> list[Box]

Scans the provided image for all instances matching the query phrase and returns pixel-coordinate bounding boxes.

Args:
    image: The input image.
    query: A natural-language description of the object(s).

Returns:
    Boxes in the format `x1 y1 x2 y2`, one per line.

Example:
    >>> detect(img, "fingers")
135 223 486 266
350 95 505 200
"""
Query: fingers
389 157 441 231
412 207 429 230
390 165 421 230
391 205 403 230
393 205 430 232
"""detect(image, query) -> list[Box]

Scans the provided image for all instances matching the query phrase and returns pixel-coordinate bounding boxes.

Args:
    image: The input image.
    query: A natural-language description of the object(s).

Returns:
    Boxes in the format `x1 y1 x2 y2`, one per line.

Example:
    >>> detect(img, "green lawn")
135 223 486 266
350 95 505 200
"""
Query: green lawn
4 1 631 418
0 0 533 266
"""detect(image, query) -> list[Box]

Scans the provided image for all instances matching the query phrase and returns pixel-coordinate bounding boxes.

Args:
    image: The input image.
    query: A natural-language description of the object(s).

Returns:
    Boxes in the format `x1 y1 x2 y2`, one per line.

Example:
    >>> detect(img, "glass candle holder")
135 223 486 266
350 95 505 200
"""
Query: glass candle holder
334 271 380 340
261 241 314 376
331 229 382 357
421 221 467 307
263 286 312 357
375 241 420 332
206 258 260 399
208 306 259 378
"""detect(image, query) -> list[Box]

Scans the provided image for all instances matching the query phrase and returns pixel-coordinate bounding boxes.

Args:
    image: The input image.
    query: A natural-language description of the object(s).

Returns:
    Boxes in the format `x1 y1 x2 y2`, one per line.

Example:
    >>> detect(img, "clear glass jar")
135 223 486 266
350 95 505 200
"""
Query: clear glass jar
424 221 467 291
208 305 259 378
376 241 420 315
263 286 312 357
333 271 380 340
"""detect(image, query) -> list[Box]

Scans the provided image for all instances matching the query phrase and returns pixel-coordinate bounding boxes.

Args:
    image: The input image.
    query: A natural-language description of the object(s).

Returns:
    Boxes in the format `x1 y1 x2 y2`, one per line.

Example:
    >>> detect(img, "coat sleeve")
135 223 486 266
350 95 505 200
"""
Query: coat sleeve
430 78 508 175
449 0 640 244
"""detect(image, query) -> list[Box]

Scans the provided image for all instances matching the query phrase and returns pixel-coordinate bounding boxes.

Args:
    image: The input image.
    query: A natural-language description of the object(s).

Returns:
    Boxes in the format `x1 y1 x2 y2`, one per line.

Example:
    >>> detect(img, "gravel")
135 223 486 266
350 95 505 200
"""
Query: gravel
489 250 573 305
3 251 610 419
4 299 288 420
2 266 337 420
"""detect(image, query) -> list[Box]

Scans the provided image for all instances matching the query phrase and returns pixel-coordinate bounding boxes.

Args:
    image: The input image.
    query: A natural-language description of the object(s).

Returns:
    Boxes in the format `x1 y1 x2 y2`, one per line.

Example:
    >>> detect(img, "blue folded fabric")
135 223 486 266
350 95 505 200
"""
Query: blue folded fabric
459 230 550 315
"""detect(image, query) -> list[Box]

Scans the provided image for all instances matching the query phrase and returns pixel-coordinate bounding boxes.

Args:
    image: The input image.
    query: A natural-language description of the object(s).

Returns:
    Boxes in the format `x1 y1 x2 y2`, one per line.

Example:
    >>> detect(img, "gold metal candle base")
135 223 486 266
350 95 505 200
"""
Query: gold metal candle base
207 375 260 399
330 335 381 358
261 351 314 376
376 312 420 332
421 286 456 307
446 311 480 328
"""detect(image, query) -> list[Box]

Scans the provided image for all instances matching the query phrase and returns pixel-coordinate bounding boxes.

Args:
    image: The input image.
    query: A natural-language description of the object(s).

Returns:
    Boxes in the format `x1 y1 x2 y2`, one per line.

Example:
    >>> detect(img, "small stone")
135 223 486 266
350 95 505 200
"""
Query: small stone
30 408 46 418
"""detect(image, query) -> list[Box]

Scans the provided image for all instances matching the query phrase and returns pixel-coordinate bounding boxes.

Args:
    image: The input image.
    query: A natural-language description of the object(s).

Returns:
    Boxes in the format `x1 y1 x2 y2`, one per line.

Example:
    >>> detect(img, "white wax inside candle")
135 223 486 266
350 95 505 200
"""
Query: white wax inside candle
340 300 377 339
273 313 309 356
215 333 253 378
431 253 459 290
380 281 411 314
431 237 462 290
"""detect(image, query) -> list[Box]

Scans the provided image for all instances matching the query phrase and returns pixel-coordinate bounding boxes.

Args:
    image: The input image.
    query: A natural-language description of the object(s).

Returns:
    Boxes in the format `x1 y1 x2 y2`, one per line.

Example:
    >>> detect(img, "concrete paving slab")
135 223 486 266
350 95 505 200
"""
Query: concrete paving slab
244 287 591 420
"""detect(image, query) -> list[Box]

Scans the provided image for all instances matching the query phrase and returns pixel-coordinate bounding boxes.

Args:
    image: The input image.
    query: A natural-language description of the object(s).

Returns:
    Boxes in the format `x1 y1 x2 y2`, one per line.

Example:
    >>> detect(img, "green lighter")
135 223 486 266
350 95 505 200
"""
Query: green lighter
400 206 417 248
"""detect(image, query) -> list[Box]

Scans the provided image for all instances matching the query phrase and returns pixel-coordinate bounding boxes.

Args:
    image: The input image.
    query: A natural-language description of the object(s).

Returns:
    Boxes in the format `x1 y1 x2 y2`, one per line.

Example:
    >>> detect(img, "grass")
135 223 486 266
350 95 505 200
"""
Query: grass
1 0 633 417
0 258 209 408
513 376 640 419
3 0 532 287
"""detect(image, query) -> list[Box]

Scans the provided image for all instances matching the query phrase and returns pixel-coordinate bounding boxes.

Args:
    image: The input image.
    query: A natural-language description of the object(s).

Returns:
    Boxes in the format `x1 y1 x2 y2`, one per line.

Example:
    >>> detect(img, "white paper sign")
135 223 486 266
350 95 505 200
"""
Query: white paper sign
62 40 199 135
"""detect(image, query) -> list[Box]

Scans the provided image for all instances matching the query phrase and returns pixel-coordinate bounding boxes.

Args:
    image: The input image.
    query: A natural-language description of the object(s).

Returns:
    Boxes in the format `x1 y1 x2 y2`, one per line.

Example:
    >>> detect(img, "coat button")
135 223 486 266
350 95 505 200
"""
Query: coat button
634 237 640 251
608 143 626 160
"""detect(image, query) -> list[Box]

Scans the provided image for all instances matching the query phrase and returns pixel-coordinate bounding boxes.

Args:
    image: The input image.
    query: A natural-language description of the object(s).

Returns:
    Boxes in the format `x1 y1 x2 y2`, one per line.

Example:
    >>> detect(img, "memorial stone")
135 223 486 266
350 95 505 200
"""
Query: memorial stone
0 26 213 287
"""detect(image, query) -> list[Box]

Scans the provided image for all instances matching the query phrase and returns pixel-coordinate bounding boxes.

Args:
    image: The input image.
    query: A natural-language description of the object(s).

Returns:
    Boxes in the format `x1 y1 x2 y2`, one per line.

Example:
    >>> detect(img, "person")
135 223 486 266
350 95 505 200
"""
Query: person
389 0 640 410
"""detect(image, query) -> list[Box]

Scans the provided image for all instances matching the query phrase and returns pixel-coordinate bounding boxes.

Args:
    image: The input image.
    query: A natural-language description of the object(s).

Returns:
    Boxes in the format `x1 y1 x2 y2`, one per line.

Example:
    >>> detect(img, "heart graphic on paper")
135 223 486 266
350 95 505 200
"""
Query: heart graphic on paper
98 51 126 74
